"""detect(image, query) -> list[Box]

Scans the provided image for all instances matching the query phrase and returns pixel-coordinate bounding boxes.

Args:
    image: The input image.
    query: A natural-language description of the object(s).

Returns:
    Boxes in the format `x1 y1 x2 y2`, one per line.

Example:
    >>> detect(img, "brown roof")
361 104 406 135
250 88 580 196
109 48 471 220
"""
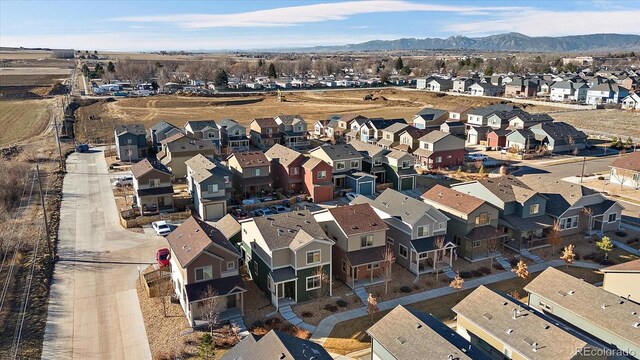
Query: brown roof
302 157 328 170
328 203 388 236
252 117 278 128
401 126 430 139
230 151 269 168
160 132 186 145
611 151 640 172
601 258 640 272
422 184 485 214
130 158 170 178
166 216 239 267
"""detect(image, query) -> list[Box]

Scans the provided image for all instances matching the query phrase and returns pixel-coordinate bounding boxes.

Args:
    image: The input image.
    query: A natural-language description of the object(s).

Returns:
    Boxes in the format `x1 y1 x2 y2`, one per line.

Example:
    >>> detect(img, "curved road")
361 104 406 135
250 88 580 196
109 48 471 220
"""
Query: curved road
42 149 166 359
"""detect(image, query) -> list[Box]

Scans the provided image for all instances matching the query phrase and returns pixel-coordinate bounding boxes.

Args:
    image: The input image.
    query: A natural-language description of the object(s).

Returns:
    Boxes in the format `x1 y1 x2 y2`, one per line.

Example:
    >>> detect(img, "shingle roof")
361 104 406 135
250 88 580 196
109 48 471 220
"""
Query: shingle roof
345 246 385 266
349 139 387 157
519 175 595 217
471 176 537 204
382 122 410 134
166 216 239 267
422 184 485 215
601 258 640 272
185 275 246 302
328 203 388 236
311 143 363 160
137 186 174 197
367 118 407 130
217 118 241 129
449 106 474 114
365 188 440 226
415 108 447 120
212 214 241 239
185 154 217 182
275 115 304 125
524 267 640 348
400 126 430 139
265 144 303 167
301 157 325 170
150 120 178 133
418 130 451 144
220 330 332 360
163 134 217 153
532 122 586 141
610 151 640 172
367 305 489 360
468 104 517 117
453 286 590 360
252 210 331 251
115 124 146 136
252 117 278 128
131 158 170 178
185 120 218 131
230 151 269 168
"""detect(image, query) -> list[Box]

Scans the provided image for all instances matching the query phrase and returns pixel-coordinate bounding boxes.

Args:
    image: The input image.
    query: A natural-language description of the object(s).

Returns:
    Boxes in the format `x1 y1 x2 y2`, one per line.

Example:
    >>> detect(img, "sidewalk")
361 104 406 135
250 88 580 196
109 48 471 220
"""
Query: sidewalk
311 259 585 345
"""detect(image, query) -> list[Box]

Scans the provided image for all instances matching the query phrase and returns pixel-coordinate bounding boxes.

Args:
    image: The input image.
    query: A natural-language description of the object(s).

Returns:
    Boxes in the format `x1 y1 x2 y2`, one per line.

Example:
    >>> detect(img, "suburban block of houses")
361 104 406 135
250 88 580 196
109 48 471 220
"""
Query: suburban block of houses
158 133 217 178
184 120 222 149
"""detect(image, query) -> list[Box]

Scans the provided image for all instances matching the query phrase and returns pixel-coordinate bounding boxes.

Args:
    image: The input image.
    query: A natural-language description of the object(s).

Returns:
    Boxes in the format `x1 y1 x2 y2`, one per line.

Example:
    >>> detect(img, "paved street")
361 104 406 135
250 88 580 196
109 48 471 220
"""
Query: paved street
42 150 166 359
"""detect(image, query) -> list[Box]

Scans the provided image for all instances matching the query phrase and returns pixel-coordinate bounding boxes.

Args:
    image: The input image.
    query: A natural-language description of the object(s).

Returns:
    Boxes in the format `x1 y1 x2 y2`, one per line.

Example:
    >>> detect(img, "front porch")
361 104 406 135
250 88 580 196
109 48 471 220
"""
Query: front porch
343 247 386 289
284 134 310 149
268 267 298 309
501 215 554 253
228 138 250 152
461 226 509 262
408 245 456 276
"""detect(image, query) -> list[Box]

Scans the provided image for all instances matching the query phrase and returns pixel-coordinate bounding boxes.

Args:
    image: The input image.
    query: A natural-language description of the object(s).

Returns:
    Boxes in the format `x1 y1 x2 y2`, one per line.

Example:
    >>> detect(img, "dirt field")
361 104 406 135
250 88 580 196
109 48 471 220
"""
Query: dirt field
0 99 55 146
551 109 640 141
75 89 556 143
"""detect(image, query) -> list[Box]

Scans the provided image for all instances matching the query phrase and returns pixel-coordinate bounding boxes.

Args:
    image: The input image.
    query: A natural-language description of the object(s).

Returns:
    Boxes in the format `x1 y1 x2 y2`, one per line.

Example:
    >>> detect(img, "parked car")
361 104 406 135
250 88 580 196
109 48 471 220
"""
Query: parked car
156 248 171 267
152 221 172 236
467 153 489 161
112 176 133 187
500 148 508 155
232 208 249 219
345 192 359 201
270 205 291 214
75 144 89 153
254 208 275 217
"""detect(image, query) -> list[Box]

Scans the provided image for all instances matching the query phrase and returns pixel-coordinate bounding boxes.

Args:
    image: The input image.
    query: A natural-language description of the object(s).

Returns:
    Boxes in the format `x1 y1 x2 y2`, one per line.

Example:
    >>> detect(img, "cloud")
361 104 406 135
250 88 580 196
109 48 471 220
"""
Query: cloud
112 0 528 29
446 9 640 36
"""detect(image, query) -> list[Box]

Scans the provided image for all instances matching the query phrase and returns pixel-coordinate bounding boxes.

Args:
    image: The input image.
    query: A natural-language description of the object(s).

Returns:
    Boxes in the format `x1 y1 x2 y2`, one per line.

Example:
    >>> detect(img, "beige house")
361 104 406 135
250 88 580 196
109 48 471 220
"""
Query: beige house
131 158 174 215
227 151 272 196
601 259 640 303
158 133 217 178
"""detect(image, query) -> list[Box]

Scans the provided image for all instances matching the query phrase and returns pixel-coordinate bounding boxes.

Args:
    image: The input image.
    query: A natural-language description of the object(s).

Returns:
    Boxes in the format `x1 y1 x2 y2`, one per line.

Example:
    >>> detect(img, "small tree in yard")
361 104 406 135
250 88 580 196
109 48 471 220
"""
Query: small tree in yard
512 259 529 281
381 246 396 295
547 219 563 254
449 271 465 297
486 237 500 272
367 293 379 323
201 285 222 335
596 236 614 262
560 244 576 269
581 207 593 235
434 235 445 283
198 333 215 360
312 265 332 299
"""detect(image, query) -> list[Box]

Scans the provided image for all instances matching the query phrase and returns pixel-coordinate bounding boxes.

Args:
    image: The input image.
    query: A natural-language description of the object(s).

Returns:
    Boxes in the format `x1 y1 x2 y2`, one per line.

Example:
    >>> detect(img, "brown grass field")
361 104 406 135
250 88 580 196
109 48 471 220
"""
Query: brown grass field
75 89 558 143
0 99 53 146
551 108 640 140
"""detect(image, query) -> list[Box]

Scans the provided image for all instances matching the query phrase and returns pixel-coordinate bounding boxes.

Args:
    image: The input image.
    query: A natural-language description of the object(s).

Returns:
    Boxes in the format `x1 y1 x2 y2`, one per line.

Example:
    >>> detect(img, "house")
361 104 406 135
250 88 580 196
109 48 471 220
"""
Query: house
453 77 475 93
213 214 243 251
529 122 587 153
469 82 504 97
447 106 473 122
422 185 504 262
217 118 249 153
453 286 595 360
601 259 640 303
360 118 407 143
158 133 217 178
466 125 492 146
114 124 148 162
467 104 517 129
274 115 309 149
384 150 417 191
227 151 271 197
351 189 453 277
550 81 581 102
622 93 640 110
314 203 389 288
184 120 221 149
131 158 174 215
249 118 280 150
525 267 640 356
336 114 368 136
185 154 232 221
167 216 246 327
505 129 542 152
367 305 490 360
309 144 372 193
425 78 453 92
265 144 305 194
397 126 431 152
486 109 527 130
586 81 629 105
350 139 389 184
149 121 181 152
486 129 510 149
301 157 334 203
241 210 334 308
412 108 448 129
507 112 554 130
221 330 332 360
504 78 538 98
451 176 554 252
313 118 332 138
377 122 410 149
610 151 640 189
413 131 466 170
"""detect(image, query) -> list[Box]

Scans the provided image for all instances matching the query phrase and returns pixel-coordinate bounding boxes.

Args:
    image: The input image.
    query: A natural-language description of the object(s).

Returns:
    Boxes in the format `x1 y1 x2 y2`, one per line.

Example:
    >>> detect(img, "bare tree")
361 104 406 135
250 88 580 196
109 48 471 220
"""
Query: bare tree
380 246 396 295
449 271 465 297
547 219 563 254
296 56 312 75
434 235 445 283
198 61 219 86
486 237 500 272
512 259 529 281
581 207 593 235
367 293 379 323
560 244 576 269
312 265 332 299
201 286 222 335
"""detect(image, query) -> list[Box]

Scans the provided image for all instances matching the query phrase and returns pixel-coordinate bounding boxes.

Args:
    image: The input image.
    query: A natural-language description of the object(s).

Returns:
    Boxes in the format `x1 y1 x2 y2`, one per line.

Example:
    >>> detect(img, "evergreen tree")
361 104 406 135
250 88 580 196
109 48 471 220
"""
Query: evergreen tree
483 65 494 76
107 61 115 73
394 56 404 71
257 58 264 67
81 64 90 77
197 333 215 360
214 69 229 87
267 63 277 78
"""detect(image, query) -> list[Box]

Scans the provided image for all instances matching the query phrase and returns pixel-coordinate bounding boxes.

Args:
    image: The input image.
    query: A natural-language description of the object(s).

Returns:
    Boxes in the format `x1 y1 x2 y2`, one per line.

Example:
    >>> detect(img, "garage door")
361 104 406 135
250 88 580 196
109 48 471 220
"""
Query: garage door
400 177 414 191
204 202 225 221
468 134 477 144
358 181 374 196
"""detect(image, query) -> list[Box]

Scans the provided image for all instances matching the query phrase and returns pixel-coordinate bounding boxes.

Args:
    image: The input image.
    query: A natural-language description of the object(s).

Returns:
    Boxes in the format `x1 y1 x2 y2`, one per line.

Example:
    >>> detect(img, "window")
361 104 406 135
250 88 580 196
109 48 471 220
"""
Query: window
306 250 321 265
373 157 382 166
539 301 552 311
399 244 408 259
608 213 617 223
570 216 579 228
475 212 490 226
402 137 409 144
253 261 258 277
195 266 213 281
530 203 539 215
335 162 345 170
317 170 327 179
417 225 429 237
254 168 261 176
438 222 446 230
234 130 241 136
342 260 347 273
267 128 273 134
401 160 410 169
435 156 442 163
227 261 235 270
350 160 360 168
207 184 219 193
367 263 380 270
306 275 321 291
149 179 160 188
473 240 481 248
385 134 391 140
290 167 299 175
125 138 133 145
297 126 302 132
387 237 394 245
208 132 216 138
361 235 374 248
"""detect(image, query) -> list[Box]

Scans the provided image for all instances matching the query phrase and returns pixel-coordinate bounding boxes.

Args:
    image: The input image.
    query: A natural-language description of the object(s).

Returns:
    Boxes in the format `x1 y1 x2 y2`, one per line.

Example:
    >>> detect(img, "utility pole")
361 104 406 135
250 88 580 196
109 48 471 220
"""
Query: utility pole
36 165 54 257
580 156 587 184
54 117 64 171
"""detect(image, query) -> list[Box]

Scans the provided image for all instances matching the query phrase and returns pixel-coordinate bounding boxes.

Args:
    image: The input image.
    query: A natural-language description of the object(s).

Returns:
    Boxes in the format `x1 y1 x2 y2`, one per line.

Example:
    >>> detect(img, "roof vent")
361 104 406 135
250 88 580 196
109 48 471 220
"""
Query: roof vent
634 323 640 328
601 303 609 309
395 336 407 345
414 323 422 329
506 328 513 334
351 226 359 230
279 353 286 360
568 290 575 295
532 342 538 352
305 220 311 224
632 311 637 316
483 312 492 320
542 323 550 330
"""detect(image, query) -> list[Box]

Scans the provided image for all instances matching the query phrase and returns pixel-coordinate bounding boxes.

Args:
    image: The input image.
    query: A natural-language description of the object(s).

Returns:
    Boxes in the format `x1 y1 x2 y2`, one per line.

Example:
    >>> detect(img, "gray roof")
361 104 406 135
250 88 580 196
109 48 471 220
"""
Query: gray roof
468 104 517 117
275 115 304 125
531 122 586 141
212 214 241 239
511 112 555 125
473 176 537 204
502 214 554 231
525 267 640 350
551 81 573 89
519 175 595 217
418 130 452 144
270 266 297 283
252 210 331 251
185 154 216 182
220 330 332 360
453 286 589 360
367 118 407 131
361 188 441 226
349 139 387 157
217 118 242 129
150 120 178 133
115 124 146 136
415 108 447 120
165 136 217 153
382 122 410 134
185 120 218 131
367 305 489 360
301 157 325 170
265 144 303 167
311 143 363 161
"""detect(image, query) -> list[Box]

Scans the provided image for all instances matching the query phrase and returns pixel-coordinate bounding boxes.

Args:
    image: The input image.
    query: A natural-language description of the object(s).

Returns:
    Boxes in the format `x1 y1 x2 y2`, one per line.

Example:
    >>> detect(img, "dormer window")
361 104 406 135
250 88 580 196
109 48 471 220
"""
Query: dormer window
530 203 540 215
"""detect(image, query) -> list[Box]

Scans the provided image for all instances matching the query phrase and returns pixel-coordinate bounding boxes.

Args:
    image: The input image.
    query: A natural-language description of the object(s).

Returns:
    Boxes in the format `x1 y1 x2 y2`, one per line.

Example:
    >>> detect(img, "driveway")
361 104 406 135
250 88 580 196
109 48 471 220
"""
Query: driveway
42 149 166 359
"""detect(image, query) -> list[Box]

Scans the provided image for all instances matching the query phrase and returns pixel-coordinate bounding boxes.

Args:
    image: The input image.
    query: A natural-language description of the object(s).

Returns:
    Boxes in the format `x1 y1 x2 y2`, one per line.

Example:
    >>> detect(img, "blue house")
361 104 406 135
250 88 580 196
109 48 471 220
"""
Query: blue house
114 124 148 162
345 171 376 196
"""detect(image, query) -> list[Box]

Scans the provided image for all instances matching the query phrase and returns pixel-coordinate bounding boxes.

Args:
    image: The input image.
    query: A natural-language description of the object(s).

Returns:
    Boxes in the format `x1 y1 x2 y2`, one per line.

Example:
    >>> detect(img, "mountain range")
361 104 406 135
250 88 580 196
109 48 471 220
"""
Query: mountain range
291 33 640 53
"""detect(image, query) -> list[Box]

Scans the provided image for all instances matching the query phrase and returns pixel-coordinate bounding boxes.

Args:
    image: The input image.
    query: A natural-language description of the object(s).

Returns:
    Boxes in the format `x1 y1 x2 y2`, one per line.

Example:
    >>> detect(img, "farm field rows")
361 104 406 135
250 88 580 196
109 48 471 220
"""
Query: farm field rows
0 99 53 146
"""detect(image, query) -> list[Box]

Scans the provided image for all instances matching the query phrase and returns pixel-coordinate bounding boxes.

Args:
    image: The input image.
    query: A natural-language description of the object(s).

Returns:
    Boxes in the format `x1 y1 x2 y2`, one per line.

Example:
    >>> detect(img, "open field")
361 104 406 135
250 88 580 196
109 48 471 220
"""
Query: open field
551 109 640 141
323 266 604 355
75 89 558 143
0 74 70 87
0 50 53 60
0 99 54 146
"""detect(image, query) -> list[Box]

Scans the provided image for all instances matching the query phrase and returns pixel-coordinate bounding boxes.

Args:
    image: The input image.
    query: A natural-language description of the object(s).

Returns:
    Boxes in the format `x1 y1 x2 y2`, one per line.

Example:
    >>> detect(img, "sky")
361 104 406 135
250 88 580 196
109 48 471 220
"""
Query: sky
1 0 639 51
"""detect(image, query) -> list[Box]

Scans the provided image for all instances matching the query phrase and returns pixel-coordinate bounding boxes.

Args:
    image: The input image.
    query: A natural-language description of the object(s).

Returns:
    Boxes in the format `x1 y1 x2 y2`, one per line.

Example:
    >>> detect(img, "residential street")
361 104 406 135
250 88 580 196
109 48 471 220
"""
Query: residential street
42 149 166 359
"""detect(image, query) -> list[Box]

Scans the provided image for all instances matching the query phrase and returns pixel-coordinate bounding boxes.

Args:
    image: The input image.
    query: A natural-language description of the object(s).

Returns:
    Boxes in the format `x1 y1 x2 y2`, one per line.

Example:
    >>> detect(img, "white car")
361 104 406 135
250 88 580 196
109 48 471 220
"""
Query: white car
345 192 359 201
152 221 172 236
467 153 489 161
112 176 133 187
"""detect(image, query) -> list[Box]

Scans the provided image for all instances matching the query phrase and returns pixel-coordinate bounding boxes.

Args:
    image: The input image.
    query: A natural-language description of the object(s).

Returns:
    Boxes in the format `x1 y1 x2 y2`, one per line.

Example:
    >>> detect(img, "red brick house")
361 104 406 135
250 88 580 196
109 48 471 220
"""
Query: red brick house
413 130 466 170
302 157 334 203
265 144 305 194
487 129 510 150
